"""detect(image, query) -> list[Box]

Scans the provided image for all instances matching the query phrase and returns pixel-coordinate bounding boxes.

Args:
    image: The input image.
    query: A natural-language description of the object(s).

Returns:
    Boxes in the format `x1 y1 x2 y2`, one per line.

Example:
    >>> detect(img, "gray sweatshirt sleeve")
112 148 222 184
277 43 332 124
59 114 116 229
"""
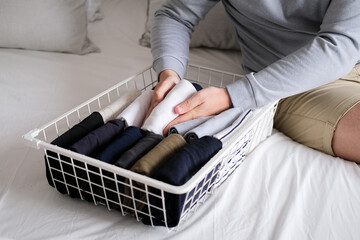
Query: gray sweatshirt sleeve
151 0 219 78
151 0 360 113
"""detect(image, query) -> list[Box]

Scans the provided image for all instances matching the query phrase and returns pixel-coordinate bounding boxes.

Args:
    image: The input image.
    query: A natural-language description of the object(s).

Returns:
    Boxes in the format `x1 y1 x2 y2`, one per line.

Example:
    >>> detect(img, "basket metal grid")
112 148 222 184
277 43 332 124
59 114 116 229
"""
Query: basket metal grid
23 64 277 230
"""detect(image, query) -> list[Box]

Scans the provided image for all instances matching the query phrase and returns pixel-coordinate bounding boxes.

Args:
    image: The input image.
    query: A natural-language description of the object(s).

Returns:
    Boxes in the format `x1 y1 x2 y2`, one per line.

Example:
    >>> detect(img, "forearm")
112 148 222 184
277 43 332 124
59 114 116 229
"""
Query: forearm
227 0 360 112
227 35 360 111
151 0 218 79
151 15 191 79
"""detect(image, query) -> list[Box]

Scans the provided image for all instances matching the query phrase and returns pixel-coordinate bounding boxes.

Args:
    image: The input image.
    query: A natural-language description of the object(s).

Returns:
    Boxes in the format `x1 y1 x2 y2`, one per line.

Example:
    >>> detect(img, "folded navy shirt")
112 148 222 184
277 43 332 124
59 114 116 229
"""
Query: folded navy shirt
114 132 164 169
97 126 147 164
45 112 104 195
142 136 223 227
50 112 104 149
192 82 203 91
70 119 125 157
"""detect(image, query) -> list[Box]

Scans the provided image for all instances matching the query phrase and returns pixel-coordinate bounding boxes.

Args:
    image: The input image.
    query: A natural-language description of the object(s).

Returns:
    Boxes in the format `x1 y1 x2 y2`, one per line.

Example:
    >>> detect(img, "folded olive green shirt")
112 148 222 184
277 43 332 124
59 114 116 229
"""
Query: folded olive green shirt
123 134 187 214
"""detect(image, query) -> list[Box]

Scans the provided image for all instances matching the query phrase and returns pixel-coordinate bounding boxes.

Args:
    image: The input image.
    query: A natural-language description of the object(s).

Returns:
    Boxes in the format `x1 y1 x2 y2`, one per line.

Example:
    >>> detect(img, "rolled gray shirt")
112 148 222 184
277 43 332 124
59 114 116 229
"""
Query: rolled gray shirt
151 0 360 112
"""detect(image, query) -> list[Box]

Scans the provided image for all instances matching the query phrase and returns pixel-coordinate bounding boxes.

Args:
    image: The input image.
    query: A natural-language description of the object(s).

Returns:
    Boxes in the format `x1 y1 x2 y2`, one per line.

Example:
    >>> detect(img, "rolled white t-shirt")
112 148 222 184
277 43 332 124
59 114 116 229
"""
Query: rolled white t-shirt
142 79 197 135
98 89 141 123
116 89 153 127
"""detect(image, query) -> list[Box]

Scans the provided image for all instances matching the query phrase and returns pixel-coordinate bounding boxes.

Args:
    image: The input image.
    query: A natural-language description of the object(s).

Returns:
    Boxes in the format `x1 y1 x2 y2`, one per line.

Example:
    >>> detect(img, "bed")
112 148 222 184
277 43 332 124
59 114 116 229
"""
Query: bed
1 0 360 239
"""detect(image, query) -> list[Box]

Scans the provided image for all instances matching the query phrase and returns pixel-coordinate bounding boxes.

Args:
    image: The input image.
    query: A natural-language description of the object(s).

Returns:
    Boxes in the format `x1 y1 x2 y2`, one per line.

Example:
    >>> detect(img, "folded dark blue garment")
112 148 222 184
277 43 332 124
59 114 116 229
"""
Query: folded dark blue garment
114 132 164 169
192 82 203 91
142 136 223 227
70 119 125 157
51 112 104 149
101 132 164 209
45 112 104 194
97 126 147 164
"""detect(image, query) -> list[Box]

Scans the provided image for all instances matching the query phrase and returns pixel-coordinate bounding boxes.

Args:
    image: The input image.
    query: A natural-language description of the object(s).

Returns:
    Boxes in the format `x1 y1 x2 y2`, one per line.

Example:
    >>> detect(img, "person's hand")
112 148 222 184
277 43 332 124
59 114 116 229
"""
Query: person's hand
143 69 181 124
162 86 233 135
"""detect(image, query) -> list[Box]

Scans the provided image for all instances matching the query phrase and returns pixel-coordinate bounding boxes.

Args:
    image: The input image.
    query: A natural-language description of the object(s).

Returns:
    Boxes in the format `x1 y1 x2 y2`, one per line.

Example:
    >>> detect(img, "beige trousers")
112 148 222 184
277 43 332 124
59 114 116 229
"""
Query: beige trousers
274 64 360 156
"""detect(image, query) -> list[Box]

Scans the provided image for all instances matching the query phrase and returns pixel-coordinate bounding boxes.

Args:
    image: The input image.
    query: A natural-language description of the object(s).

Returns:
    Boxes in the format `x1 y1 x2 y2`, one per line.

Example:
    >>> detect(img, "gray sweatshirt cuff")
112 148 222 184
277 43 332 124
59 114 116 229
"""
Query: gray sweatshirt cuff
226 74 257 112
153 56 187 80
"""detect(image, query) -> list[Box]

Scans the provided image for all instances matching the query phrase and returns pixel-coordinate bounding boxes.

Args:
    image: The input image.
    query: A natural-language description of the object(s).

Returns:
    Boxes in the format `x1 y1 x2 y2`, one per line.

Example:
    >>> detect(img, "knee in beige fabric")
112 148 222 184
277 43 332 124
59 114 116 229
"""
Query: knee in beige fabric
274 65 360 156
332 102 360 162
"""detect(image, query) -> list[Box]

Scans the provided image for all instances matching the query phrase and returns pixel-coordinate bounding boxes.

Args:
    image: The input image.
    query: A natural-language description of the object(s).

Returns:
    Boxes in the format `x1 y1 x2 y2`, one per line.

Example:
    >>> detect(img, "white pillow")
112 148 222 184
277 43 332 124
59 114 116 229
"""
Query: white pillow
139 0 240 50
87 0 104 22
0 0 99 54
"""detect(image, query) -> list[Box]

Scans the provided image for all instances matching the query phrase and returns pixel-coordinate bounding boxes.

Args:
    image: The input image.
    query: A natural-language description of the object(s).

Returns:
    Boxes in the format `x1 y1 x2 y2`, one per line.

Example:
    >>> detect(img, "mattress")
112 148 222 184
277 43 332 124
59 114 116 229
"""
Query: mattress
1 0 359 239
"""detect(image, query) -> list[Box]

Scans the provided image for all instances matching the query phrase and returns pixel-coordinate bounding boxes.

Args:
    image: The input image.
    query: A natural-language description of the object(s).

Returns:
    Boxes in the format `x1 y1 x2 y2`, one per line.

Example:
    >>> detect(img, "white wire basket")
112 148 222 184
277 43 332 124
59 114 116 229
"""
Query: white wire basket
23 64 277 230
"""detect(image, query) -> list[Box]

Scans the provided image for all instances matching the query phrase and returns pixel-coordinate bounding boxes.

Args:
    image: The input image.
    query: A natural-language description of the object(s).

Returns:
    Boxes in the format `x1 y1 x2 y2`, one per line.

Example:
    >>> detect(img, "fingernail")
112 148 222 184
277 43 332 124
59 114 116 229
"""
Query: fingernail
175 106 183 114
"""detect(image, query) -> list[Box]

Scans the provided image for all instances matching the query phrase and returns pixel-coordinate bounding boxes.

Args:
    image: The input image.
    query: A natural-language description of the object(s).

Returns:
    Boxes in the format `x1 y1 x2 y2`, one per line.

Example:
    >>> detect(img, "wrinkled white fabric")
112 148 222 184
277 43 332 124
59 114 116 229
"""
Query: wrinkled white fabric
0 0 99 54
87 0 104 22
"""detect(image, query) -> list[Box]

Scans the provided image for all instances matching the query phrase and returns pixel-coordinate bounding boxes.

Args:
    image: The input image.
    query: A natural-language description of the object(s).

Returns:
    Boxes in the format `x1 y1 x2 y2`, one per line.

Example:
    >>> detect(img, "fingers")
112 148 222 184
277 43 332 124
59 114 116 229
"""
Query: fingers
142 70 180 126
145 82 170 119
175 90 204 114
163 110 198 135
163 87 233 135
163 91 205 134
153 80 173 102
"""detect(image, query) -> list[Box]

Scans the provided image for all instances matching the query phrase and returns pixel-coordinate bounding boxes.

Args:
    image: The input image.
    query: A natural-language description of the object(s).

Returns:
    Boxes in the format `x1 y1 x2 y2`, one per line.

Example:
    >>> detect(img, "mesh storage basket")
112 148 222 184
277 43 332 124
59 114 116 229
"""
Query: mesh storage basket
23 64 277 230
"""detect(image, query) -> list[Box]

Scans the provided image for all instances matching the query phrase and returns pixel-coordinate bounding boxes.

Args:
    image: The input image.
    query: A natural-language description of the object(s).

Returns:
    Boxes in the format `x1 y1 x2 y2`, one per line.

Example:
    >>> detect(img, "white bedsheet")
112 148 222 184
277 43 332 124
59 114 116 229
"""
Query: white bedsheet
1 0 359 239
